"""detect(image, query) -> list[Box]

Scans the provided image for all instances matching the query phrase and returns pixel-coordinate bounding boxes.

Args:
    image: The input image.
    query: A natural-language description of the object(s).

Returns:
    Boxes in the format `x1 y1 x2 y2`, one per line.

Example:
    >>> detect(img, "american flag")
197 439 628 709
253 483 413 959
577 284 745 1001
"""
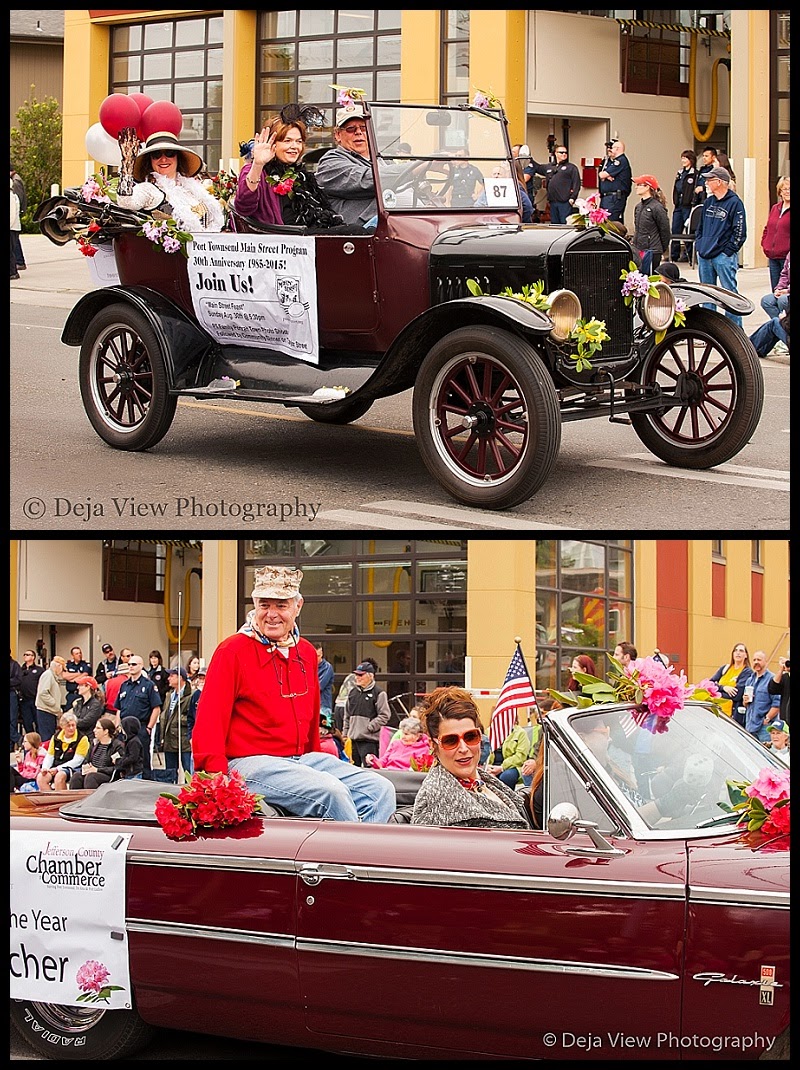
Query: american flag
490 644 537 753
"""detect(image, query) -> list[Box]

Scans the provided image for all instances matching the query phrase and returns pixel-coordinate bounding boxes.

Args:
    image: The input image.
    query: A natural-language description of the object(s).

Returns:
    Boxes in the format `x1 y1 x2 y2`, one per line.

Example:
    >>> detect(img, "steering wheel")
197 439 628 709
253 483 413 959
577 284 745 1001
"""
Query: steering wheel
391 160 428 194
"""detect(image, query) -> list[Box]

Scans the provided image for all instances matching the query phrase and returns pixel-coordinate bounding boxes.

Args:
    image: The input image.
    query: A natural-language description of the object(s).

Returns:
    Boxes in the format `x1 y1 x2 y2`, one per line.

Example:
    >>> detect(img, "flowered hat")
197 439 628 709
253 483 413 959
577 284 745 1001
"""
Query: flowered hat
134 131 203 182
250 565 304 600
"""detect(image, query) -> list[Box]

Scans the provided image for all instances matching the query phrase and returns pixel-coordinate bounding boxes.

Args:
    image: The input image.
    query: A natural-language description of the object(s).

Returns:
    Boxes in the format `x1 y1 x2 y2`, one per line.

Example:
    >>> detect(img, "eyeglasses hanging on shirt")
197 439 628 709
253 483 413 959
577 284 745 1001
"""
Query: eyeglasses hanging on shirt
270 647 309 700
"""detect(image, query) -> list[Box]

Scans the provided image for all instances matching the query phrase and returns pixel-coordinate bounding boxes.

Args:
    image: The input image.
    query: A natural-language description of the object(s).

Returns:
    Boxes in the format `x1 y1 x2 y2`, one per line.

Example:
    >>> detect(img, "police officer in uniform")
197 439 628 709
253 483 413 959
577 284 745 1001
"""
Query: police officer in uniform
114 654 161 780
63 646 91 711
598 138 632 222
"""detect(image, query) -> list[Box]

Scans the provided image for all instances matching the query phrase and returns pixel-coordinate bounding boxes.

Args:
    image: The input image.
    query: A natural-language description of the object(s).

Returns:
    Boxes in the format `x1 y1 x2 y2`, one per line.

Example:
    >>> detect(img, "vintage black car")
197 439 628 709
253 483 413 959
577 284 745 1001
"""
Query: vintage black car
35 102 763 509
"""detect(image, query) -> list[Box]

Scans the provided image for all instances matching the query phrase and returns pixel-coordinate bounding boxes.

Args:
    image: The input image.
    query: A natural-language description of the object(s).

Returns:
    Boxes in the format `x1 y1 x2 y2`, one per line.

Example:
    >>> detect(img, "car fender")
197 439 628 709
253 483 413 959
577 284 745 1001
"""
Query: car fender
671 281 755 317
62 286 216 388
350 295 554 401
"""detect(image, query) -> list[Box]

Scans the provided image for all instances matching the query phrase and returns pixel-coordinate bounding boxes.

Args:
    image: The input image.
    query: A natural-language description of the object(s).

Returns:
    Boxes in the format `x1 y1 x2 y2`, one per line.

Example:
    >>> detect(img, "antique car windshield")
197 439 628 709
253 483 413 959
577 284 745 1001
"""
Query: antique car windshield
558 702 782 834
369 102 519 213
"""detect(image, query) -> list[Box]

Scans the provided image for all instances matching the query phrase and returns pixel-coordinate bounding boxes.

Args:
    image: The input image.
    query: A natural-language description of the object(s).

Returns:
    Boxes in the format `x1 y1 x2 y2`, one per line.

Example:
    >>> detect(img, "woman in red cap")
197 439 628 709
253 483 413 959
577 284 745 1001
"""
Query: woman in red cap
632 174 672 275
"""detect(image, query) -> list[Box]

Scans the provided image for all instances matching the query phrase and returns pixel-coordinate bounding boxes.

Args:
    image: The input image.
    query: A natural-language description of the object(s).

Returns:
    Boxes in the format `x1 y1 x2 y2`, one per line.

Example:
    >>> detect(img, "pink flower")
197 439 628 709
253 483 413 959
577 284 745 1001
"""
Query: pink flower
695 678 720 697
274 179 294 196
745 766 791 808
76 960 110 994
587 206 611 225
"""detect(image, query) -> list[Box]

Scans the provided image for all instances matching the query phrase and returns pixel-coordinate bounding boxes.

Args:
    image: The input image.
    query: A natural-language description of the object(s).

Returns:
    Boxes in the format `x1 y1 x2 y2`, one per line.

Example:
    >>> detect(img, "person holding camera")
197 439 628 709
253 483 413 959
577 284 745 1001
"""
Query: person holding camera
598 138 632 222
768 652 790 727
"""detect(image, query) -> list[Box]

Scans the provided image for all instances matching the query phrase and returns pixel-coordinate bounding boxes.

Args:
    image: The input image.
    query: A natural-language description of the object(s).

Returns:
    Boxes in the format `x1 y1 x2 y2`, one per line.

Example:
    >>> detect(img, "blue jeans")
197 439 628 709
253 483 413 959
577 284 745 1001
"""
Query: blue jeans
760 292 789 319
19 698 37 734
549 201 571 225
229 751 397 822
600 192 627 222
749 316 788 358
698 252 742 327
767 257 785 291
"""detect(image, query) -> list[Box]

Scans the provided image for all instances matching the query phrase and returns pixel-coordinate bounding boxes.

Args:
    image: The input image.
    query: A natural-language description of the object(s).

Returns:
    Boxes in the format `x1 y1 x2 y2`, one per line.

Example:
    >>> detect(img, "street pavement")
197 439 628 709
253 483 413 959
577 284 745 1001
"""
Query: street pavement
9 234 789 364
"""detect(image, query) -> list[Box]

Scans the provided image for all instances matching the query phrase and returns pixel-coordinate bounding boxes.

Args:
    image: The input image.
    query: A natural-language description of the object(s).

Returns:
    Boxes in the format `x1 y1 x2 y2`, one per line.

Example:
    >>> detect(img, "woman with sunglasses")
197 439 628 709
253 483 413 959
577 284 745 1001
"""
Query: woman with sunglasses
117 131 225 233
411 686 531 829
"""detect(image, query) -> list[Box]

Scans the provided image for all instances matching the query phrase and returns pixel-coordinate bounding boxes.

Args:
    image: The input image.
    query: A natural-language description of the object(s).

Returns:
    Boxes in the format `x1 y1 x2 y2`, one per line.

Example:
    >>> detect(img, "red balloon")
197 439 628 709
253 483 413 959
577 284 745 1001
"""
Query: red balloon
128 93 154 120
99 93 141 139
139 100 183 140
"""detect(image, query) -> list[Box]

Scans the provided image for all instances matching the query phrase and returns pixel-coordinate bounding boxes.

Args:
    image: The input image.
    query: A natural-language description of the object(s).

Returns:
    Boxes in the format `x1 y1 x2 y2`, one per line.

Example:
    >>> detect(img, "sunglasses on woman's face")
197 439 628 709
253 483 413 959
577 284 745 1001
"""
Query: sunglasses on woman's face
152 150 178 159
436 729 483 750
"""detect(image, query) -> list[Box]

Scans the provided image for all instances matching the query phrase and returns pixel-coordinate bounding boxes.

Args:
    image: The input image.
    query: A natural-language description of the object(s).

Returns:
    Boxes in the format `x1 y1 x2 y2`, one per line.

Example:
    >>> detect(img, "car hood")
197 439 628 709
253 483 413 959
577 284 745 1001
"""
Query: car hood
688 831 789 905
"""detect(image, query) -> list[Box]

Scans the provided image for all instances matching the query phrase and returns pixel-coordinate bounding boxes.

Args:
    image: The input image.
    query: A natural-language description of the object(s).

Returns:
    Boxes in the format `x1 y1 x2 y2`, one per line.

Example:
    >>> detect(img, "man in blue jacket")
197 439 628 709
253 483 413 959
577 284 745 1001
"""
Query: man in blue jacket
694 166 747 327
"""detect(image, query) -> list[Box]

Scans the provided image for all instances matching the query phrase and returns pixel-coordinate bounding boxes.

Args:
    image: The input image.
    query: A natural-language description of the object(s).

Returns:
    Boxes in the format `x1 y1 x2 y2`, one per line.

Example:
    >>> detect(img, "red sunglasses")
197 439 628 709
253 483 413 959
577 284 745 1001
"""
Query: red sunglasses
436 728 483 750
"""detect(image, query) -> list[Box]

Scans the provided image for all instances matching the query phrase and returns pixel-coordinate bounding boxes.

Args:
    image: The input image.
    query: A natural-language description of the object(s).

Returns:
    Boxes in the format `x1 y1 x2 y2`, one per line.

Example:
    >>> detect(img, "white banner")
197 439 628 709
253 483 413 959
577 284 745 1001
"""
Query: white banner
10 830 132 1009
188 232 319 364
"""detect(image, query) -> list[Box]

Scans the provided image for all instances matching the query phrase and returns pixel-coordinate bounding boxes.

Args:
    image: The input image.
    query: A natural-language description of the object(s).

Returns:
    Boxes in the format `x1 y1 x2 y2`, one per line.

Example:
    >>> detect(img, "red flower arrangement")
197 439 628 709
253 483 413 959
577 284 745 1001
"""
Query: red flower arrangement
155 770 264 841
724 766 790 840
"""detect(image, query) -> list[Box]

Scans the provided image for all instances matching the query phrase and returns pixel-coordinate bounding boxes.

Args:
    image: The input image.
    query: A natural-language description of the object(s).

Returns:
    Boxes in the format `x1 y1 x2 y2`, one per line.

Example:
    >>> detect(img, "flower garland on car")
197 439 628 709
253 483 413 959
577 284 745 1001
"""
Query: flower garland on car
550 654 725 734
722 766 790 840
466 278 608 372
620 261 687 339
139 217 194 257
155 770 264 841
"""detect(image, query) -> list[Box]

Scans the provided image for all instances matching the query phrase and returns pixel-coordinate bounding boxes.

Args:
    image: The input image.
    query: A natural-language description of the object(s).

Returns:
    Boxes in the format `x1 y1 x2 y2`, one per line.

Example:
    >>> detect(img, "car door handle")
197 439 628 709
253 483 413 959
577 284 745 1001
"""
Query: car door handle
298 863 357 886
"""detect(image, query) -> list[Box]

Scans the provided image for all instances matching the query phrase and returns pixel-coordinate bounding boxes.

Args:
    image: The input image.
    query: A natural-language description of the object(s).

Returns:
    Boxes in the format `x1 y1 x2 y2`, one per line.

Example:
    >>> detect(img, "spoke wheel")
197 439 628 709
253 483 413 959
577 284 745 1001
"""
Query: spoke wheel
413 326 560 509
631 309 764 468
79 303 176 450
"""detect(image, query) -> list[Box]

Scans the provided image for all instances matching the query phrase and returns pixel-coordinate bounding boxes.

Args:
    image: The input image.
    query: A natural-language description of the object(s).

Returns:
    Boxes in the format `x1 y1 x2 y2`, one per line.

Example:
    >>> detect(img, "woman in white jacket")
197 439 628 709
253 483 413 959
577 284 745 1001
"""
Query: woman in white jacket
10 178 21 279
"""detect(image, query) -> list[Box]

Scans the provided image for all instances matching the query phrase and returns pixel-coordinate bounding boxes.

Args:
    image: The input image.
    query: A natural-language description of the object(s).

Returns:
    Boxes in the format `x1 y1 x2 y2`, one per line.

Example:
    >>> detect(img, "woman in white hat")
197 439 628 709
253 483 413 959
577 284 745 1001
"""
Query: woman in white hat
117 131 225 233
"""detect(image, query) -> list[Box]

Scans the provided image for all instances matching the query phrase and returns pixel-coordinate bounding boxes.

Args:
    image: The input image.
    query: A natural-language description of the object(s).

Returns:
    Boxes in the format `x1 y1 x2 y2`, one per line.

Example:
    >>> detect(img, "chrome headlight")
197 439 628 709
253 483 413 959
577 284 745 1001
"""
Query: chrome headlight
547 289 581 342
641 280 676 332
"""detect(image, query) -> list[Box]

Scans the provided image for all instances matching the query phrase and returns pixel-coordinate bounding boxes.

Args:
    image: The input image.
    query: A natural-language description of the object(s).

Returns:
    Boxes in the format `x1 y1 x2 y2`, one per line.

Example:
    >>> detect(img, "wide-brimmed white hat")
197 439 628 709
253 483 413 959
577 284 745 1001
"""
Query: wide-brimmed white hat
251 565 304 600
133 131 203 182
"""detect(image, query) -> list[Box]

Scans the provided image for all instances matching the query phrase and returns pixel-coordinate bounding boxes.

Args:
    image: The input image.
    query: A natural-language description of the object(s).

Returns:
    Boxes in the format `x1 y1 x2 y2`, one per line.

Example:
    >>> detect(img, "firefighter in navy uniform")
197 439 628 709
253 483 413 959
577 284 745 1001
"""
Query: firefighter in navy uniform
598 138 632 222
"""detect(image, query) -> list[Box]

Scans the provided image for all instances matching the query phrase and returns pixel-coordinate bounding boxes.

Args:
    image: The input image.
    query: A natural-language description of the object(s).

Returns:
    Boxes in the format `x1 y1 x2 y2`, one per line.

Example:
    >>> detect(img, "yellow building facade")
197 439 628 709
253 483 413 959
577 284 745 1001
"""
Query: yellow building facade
60 9 781 264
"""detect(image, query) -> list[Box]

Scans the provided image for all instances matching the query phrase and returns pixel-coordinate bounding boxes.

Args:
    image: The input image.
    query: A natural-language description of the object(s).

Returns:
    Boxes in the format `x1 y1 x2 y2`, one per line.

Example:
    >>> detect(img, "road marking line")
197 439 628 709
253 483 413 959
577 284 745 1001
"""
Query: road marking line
362 500 570 529
315 509 468 529
620 454 790 480
584 457 789 491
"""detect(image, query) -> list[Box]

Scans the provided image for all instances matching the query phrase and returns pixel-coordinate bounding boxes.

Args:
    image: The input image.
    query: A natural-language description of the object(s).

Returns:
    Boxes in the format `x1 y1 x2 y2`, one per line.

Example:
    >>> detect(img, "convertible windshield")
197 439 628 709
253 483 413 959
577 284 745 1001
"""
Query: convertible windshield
370 103 519 212
564 703 783 833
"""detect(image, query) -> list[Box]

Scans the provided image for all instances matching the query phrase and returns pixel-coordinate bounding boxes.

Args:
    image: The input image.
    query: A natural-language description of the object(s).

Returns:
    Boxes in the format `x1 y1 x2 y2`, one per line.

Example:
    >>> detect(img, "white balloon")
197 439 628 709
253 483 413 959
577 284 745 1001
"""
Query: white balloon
85 122 122 167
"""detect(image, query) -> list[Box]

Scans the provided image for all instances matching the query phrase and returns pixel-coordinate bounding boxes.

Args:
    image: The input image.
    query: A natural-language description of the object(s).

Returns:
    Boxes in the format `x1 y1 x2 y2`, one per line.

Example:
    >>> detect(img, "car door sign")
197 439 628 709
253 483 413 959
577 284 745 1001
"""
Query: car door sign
10 830 132 1008
188 233 319 363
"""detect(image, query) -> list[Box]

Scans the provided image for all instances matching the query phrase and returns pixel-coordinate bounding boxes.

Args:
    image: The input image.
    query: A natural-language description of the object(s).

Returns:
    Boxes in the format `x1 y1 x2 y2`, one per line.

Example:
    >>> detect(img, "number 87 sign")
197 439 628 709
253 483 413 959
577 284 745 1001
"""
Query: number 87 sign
483 176 517 207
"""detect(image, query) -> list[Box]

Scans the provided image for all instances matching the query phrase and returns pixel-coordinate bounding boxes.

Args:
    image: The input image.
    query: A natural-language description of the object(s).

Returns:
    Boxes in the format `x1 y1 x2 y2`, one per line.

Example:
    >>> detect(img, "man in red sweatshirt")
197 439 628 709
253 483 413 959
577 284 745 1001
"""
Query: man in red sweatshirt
192 565 396 822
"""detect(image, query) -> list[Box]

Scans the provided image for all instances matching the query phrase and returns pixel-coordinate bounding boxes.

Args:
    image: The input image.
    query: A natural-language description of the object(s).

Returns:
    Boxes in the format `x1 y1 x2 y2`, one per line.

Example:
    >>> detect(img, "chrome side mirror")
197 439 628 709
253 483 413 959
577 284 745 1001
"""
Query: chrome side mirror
547 801 624 856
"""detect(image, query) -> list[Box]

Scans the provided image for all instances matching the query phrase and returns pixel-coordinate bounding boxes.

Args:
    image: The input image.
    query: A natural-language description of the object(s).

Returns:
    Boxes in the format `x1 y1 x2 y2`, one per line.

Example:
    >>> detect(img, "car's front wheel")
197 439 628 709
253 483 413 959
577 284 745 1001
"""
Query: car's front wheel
630 309 764 467
79 302 177 450
11 998 155 1060
413 326 561 509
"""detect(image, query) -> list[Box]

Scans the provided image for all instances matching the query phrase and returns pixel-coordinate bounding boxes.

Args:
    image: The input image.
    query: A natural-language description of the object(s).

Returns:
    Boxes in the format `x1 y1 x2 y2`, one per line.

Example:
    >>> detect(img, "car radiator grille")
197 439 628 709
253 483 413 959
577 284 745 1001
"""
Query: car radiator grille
563 250 633 359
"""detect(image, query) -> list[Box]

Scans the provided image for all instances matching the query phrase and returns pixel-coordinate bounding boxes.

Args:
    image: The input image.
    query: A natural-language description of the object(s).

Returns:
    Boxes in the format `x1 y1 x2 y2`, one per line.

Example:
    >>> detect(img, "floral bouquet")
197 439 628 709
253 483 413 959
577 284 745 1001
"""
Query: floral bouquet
331 84 366 108
79 172 117 205
722 766 790 841
155 769 264 841
205 169 238 210
139 217 194 257
551 655 723 734
567 193 611 234
472 88 502 110
410 752 434 773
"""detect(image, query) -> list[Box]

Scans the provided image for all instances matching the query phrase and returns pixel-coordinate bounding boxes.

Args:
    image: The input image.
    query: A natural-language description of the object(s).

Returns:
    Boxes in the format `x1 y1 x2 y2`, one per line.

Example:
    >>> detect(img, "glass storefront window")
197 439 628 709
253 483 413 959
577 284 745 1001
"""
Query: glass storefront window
560 541 605 593
299 600 352 636
357 562 412 595
357 599 412 634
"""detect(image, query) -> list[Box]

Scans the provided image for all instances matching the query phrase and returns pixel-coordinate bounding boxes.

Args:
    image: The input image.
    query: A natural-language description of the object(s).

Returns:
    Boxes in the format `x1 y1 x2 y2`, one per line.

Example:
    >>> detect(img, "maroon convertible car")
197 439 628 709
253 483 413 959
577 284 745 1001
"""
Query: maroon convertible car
10 701 789 1061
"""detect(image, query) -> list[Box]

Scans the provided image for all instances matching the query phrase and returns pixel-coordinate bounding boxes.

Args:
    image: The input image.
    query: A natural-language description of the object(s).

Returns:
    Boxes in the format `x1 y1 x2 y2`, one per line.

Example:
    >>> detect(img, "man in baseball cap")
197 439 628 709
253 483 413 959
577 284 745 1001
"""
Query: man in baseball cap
167 665 189 682
694 163 746 326
767 719 790 762
191 564 396 822
344 662 391 767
